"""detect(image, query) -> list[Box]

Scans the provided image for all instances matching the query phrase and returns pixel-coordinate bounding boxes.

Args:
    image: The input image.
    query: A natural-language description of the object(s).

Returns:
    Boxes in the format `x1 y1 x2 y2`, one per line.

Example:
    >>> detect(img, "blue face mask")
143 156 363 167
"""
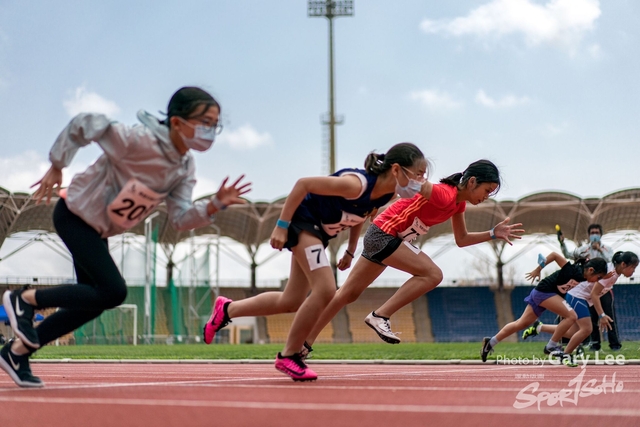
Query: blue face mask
178 118 216 152
589 234 601 243
395 169 422 198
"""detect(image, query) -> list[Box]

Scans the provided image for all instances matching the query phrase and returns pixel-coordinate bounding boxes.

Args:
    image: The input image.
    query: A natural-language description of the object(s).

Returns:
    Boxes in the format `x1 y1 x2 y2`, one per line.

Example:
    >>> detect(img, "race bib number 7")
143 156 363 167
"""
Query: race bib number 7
107 178 166 229
305 244 330 271
398 217 430 242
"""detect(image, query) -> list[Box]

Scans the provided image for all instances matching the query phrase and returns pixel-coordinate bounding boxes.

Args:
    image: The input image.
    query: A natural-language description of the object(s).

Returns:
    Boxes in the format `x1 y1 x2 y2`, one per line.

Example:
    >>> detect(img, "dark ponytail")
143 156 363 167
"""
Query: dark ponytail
364 142 426 176
440 159 501 195
612 251 639 267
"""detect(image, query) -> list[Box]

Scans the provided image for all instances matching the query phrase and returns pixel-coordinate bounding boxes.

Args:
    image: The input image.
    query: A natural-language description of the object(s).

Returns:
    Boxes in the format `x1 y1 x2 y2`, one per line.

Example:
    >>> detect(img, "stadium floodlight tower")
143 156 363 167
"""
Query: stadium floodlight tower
308 0 353 174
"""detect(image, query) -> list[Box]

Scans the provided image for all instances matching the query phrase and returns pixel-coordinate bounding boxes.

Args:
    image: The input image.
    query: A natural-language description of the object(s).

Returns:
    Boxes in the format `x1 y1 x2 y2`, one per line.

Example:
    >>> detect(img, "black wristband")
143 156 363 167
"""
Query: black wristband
345 250 355 258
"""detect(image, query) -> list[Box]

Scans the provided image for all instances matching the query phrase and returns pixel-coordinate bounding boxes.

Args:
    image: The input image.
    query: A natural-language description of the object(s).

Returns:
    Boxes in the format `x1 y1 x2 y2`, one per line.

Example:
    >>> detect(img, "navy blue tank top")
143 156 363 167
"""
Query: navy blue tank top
293 168 394 237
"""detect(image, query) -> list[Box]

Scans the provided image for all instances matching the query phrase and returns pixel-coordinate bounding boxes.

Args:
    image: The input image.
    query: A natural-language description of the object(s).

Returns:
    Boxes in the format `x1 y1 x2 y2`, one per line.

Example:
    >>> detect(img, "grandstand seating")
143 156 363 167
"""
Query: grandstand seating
263 313 334 344
427 287 499 342
4 283 637 346
347 288 416 343
611 285 640 341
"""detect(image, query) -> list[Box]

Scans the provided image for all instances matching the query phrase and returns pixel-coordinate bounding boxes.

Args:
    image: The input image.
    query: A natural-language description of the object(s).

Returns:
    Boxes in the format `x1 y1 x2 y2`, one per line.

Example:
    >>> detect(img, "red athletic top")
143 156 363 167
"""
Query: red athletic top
373 183 466 240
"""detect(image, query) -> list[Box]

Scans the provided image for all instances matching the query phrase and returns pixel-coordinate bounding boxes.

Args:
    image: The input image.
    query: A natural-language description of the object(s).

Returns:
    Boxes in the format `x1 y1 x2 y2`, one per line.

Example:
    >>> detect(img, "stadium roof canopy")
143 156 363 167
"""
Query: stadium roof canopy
2 187 640 250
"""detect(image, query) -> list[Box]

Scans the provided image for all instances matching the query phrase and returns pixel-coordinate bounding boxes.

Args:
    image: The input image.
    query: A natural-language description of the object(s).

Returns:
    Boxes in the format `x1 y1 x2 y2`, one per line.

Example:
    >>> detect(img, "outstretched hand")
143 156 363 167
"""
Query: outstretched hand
493 217 525 246
214 175 252 207
525 267 541 284
31 166 63 205
599 314 613 332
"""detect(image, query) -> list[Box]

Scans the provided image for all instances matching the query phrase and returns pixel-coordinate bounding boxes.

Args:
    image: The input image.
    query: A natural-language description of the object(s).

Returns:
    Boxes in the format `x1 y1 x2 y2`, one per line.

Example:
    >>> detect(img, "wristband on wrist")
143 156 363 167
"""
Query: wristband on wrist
599 313 606 319
345 249 355 258
211 196 227 211
489 228 496 239
276 219 291 229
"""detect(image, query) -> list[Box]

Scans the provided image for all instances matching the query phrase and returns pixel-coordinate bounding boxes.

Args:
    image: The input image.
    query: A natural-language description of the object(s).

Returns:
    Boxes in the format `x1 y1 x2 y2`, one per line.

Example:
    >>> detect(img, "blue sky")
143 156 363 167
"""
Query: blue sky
1 0 640 283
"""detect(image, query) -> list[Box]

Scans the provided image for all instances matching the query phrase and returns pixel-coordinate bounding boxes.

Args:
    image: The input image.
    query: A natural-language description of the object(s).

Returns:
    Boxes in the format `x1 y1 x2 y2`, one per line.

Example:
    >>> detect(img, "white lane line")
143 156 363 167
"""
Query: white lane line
0 395 638 417
2 378 638 395
0 377 290 392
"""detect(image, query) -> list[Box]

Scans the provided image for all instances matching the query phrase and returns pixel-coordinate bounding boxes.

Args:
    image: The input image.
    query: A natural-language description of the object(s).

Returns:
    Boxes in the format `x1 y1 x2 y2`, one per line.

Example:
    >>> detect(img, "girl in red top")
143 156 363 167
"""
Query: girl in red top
303 159 524 352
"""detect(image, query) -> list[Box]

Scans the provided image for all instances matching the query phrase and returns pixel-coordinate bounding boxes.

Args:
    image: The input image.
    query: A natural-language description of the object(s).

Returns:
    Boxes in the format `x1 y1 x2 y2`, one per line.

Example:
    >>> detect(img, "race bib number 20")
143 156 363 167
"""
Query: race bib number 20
107 179 166 229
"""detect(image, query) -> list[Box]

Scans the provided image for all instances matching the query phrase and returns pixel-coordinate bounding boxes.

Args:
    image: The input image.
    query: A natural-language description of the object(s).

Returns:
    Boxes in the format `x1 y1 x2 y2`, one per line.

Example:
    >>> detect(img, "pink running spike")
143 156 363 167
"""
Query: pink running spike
203 296 232 344
275 352 318 382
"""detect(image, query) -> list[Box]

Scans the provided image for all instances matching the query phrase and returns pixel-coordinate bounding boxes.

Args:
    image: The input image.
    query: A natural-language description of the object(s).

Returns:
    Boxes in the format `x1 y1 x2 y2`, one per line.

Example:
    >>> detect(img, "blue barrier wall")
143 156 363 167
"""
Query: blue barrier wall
612 285 640 341
427 287 499 342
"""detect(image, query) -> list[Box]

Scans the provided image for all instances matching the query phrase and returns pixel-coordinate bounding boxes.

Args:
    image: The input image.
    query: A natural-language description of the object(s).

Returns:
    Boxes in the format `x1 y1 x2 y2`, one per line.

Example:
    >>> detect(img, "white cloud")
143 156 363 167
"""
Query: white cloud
63 86 121 117
410 89 463 110
0 151 51 192
0 151 89 193
420 0 601 52
588 43 602 58
192 175 219 199
541 121 570 137
475 89 530 108
217 123 273 150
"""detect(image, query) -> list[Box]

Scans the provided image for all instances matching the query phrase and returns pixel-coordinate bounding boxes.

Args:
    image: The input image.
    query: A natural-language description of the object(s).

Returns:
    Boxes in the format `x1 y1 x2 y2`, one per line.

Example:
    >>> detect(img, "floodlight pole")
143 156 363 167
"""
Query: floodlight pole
308 0 353 174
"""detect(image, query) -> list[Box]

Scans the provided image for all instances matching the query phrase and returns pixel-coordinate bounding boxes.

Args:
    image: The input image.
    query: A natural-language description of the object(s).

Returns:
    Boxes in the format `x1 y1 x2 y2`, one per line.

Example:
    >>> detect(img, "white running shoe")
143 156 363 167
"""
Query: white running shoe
364 312 401 344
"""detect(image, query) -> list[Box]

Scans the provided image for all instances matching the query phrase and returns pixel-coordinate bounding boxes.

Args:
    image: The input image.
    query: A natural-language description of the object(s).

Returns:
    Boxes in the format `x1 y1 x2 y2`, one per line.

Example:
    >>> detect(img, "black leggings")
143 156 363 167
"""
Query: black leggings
34 199 127 347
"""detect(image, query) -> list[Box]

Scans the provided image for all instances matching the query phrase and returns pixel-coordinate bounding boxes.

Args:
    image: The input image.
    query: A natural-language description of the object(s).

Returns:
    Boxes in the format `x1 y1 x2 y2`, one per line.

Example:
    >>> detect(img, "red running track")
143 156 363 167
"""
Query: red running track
0 362 639 427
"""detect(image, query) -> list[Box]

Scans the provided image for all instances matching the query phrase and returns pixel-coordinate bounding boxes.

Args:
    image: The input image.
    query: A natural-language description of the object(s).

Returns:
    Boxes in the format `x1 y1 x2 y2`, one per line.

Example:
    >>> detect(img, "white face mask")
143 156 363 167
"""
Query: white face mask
178 118 216 152
395 169 422 198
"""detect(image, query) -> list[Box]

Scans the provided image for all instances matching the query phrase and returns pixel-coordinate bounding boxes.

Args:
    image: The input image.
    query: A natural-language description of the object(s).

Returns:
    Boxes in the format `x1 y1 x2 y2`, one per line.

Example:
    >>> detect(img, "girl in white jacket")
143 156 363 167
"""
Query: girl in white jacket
0 87 250 388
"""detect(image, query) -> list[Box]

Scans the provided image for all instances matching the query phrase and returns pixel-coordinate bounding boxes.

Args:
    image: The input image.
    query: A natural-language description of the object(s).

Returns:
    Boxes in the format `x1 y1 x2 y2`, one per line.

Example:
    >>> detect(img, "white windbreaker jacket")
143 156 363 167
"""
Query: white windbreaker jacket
49 110 214 238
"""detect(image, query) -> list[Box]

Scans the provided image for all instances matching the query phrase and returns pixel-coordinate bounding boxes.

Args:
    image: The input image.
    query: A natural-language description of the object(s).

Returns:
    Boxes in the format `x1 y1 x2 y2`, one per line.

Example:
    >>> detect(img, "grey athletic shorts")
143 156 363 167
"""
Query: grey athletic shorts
361 224 403 266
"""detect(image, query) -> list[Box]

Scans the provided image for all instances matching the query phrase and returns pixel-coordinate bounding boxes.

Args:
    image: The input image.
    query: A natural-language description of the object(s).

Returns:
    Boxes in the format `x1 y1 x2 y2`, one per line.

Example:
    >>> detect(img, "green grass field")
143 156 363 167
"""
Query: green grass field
32 341 640 361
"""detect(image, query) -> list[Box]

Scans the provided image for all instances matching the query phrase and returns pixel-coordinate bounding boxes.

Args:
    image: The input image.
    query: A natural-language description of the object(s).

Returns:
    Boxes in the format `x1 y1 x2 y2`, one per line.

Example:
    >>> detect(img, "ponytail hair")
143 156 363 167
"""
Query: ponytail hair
440 159 501 195
612 251 639 267
364 142 427 176
583 257 608 275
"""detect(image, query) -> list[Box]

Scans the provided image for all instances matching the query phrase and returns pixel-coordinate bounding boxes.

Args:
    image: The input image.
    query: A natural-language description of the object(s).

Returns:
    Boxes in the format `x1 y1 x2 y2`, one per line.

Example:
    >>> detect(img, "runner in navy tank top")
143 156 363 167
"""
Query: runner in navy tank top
204 142 426 381
289 167 394 248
